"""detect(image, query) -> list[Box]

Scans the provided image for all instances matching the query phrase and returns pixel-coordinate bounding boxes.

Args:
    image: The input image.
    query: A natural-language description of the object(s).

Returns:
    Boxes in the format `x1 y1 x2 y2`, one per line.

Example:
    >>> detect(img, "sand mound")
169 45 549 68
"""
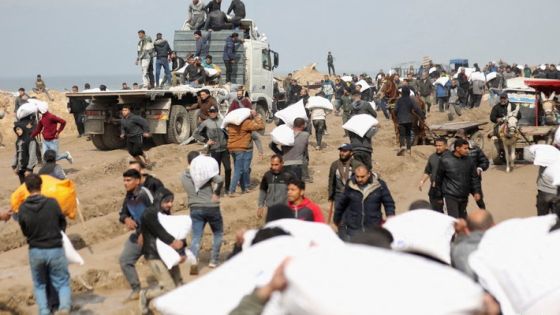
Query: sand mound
292 63 327 85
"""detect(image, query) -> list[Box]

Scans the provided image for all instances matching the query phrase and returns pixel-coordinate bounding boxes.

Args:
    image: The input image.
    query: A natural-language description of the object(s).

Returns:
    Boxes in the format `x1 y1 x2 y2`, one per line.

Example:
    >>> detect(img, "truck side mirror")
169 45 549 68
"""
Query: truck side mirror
273 52 279 69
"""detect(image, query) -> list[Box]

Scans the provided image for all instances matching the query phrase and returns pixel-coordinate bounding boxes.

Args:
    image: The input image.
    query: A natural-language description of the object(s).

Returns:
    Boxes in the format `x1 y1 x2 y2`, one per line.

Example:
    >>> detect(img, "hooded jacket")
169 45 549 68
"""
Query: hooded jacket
38 162 66 180
395 95 424 124
141 188 177 260
258 170 293 208
288 197 324 223
18 194 67 249
193 116 228 152
154 38 172 59
12 123 38 172
334 173 395 230
350 100 377 117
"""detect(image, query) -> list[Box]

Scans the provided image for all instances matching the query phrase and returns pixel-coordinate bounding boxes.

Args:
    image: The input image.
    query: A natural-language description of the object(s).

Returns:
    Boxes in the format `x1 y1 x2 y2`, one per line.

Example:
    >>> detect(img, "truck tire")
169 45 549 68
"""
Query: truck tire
91 135 109 151
167 105 190 144
103 124 125 150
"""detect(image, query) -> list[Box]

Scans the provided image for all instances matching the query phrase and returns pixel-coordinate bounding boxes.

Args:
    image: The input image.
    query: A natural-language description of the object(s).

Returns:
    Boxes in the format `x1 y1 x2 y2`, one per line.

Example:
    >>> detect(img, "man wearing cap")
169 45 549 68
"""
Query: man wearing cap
489 93 521 161
189 89 218 124
328 144 362 213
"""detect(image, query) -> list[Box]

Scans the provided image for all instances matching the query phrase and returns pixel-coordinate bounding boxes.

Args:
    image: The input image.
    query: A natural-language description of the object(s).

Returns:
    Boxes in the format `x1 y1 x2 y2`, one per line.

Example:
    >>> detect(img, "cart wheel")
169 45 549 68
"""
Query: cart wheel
470 131 484 150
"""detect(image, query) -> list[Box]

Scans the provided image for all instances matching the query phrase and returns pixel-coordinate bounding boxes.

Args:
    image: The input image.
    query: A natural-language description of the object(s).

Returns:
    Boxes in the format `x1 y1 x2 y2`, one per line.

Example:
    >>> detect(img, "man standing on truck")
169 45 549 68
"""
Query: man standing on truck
120 105 151 167
154 33 172 88
223 33 241 84
67 85 88 137
227 0 246 29
327 52 336 76
135 30 154 89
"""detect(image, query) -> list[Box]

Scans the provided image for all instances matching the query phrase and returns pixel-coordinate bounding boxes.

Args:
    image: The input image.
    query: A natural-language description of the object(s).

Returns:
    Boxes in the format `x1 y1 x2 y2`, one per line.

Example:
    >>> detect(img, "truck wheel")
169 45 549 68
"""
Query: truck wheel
167 105 190 144
103 124 125 150
91 135 109 151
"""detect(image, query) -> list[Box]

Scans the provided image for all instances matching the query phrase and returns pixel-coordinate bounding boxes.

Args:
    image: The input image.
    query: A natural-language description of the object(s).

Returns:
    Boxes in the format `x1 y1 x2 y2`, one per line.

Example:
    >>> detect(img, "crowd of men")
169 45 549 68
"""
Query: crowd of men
2 52 560 314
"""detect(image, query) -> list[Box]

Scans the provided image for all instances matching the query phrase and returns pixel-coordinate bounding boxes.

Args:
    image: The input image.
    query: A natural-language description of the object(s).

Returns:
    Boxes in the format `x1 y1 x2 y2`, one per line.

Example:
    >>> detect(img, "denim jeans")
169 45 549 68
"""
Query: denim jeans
229 150 252 193
190 207 223 263
42 139 69 161
119 238 142 291
155 57 171 86
29 247 72 315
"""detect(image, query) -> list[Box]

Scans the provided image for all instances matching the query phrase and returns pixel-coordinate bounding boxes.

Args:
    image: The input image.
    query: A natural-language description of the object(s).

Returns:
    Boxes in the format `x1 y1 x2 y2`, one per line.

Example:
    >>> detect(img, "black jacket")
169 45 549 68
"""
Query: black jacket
395 96 424 124
258 170 293 208
140 189 176 260
334 174 395 229
227 0 246 17
182 64 206 83
490 103 521 123
435 151 481 199
417 79 433 97
172 57 186 71
67 98 88 115
18 195 67 249
121 113 149 138
154 39 172 58
469 146 489 172
143 174 165 196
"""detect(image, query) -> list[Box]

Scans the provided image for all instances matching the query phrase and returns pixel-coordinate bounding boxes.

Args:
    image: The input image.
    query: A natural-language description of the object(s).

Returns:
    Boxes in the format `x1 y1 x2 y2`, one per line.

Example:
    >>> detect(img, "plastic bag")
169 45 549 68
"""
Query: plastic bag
11 175 78 220
383 210 456 264
156 213 193 269
189 155 219 192
529 144 560 167
62 231 84 265
221 107 251 128
274 100 308 127
342 114 379 138
270 124 295 146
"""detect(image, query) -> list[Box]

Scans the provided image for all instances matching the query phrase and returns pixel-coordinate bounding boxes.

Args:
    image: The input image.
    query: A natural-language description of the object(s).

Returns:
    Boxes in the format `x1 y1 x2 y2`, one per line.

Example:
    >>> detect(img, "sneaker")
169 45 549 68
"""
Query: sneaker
397 148 406 156
66 152 73 164
324 130 329 135
190 264 199 275
208 261 218 268
315 145 321 150
139 289 149 315
125 289 140 301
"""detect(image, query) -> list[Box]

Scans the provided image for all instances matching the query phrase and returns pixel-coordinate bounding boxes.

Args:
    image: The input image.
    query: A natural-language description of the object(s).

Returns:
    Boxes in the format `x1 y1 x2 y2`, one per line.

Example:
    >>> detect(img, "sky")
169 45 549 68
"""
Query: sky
1 0 560 80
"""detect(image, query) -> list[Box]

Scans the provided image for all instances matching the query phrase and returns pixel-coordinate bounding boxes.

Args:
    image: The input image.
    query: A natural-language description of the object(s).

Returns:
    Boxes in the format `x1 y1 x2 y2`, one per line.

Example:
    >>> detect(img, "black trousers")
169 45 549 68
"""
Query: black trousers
284 165 302 180
224 60 233 83
353 150 372 170
73 113 85 136
398 123 413 149
312 119 325 147
328 63 335 76
536 190 557 216
445 195 468 219
210 150 231 193
429 191 444 213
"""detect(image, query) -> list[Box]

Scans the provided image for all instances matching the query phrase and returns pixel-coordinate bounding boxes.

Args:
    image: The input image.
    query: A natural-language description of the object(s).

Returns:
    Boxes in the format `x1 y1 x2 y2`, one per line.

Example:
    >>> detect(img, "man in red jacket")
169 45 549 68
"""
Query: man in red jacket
287 178 324 223
227 88 252 113
31 110 73 163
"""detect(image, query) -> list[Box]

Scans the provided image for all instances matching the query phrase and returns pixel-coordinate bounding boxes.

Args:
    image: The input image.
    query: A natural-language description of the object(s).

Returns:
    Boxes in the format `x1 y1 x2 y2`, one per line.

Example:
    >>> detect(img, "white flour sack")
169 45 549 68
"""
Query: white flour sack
241 219 343 250
274 100 308 126
153 236 310 315
221 107 251 128
305 96 334 110
275 245 484 315
189 155 219 192
342 114 379 138
383 209 456 264
270 124 295 146
156 213 193 269
529 144 560 167
61 231 84 265
469 215 560 315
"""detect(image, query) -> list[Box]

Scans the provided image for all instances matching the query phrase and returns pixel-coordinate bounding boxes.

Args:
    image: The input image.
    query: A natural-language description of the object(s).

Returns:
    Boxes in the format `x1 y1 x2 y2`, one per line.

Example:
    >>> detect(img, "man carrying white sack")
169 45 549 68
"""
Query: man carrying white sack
139 188 186 314
269 118 309 180
181 151 224 274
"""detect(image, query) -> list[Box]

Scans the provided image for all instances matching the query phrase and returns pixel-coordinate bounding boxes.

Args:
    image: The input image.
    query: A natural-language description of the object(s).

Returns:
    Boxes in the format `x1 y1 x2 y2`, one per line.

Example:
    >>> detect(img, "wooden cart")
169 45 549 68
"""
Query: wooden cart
427 121 488 149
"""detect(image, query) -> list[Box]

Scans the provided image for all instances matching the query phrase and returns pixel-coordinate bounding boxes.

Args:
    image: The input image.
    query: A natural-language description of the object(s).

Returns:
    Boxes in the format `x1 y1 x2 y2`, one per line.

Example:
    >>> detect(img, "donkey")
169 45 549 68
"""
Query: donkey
540 92 559 125
499 114 519 173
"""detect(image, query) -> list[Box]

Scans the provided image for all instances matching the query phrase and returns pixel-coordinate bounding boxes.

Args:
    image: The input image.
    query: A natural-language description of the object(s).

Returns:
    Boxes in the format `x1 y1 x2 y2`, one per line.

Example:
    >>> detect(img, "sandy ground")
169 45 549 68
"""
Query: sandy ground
0 91 538 314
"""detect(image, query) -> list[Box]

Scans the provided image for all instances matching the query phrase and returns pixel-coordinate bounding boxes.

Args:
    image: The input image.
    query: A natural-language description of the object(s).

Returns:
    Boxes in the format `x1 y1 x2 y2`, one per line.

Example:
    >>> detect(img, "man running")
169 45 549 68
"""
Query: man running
120 105 151 166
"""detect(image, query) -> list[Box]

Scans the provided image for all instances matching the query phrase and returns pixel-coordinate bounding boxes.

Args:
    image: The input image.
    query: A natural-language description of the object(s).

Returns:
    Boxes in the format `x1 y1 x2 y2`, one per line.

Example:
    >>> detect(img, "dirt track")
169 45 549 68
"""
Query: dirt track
0 91 538 314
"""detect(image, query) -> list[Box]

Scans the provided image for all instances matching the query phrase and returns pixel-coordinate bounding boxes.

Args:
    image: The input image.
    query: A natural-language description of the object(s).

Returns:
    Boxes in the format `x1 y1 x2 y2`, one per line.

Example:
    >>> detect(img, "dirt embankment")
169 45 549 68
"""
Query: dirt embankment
0 90 538 314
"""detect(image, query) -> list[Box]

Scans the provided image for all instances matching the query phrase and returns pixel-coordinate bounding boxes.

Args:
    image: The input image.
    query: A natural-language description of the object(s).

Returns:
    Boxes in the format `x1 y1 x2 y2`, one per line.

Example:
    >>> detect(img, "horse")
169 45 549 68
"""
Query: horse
540 92 559 125
377 75 400 144
411 96 428 145
498 115 519 173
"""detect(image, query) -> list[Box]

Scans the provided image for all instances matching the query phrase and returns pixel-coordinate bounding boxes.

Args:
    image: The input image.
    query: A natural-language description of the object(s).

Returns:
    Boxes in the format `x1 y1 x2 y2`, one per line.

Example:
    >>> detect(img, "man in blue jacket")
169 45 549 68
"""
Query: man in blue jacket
334 165 396 241
223 33 241 83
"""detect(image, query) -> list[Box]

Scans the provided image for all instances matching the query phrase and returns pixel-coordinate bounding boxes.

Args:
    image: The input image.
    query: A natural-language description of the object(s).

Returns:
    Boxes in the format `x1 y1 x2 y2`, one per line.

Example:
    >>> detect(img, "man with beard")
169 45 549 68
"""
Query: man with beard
257 155 294 220
328 144 362 221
